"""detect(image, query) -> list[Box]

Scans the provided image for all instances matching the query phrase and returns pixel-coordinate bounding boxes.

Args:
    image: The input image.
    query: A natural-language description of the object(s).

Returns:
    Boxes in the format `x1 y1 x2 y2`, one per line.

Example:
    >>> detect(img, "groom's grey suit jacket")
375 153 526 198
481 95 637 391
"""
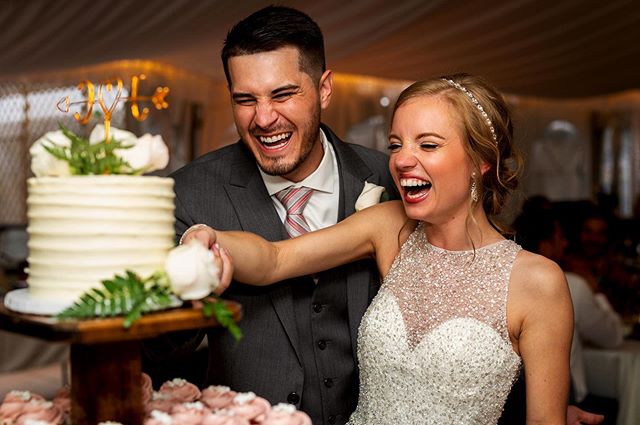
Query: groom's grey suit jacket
168 124 397 425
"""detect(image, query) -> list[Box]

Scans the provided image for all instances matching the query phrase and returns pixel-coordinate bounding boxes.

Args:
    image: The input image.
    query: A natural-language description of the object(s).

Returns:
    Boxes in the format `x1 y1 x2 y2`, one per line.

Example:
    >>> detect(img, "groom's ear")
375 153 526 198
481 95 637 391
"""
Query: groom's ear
319 70 333 110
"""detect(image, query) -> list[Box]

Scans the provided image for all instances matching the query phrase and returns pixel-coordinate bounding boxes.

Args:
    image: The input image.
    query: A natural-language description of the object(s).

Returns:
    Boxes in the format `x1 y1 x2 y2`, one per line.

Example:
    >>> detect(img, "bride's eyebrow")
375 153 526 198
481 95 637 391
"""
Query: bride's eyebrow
415 132 445 140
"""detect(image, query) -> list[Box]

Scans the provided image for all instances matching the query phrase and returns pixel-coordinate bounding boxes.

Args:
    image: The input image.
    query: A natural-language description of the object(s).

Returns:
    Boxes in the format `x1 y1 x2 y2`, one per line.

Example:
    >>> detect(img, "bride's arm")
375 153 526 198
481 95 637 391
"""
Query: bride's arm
211 200 407 285
509 252 574 424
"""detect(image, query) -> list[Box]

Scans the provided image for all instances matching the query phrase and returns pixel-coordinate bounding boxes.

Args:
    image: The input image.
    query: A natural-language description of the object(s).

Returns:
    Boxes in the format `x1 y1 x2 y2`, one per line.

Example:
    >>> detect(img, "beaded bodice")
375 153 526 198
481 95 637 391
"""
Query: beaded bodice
348 222 522 424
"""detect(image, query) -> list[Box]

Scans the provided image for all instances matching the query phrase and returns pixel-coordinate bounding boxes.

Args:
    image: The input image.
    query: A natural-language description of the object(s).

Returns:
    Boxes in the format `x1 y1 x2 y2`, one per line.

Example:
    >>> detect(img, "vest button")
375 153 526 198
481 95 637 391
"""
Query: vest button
287 392 300 404
317 340 327 350
328 415 337 424
312 302 323 313
324 378 334 388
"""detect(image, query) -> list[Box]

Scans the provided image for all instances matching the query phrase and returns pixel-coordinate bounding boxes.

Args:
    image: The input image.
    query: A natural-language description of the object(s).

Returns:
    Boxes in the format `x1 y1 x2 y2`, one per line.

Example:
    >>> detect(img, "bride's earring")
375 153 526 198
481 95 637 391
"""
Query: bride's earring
470 173 479 202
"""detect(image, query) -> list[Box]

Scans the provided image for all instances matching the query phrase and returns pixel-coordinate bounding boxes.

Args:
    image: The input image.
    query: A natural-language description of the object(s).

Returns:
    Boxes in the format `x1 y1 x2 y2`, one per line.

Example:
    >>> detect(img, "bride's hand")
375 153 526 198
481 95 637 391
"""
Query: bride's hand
212 243 233 295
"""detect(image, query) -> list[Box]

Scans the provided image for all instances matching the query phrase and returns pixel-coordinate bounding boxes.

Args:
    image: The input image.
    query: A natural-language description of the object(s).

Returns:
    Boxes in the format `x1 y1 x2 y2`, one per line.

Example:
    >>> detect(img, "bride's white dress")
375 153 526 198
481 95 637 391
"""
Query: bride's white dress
348 223 522 424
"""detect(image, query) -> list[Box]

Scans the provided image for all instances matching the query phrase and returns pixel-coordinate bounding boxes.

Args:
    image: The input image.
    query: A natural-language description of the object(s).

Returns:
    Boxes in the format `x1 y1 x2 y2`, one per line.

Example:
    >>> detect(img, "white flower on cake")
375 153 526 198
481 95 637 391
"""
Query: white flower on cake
355 181 386 211
88 124 137 146
29 130 72 177
29 123 169 176
88 125 169 173
165 241 220 300
125 133 169 171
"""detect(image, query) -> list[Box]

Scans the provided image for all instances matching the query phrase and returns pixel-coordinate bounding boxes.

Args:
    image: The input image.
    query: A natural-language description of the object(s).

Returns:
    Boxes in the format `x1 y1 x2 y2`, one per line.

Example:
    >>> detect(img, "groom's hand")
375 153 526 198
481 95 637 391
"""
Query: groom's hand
180 223 217 248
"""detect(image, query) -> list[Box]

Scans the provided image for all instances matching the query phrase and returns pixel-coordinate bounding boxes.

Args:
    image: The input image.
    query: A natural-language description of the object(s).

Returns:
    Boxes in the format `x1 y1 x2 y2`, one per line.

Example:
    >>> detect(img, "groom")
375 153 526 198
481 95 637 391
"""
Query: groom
147 5 603 425
144 6 396 425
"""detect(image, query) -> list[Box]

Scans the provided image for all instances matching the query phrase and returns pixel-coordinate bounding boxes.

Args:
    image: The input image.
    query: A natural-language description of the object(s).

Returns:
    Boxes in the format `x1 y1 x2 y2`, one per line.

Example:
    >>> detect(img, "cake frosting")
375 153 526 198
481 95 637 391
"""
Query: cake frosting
25 175 175 304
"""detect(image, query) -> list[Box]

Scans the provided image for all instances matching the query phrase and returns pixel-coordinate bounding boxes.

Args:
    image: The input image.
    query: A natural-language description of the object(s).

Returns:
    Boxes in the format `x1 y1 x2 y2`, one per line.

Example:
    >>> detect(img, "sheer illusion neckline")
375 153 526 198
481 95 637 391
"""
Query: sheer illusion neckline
415 224 510 255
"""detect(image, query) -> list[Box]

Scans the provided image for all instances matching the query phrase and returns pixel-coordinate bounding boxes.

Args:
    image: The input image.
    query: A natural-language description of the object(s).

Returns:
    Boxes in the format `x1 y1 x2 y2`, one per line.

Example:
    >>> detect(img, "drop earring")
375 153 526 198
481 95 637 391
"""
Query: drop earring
470 173 479 202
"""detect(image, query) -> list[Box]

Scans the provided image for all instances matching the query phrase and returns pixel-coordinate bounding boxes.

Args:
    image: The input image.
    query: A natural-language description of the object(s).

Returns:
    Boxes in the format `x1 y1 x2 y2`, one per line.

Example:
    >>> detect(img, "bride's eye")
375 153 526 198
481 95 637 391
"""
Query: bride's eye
420 143 438 150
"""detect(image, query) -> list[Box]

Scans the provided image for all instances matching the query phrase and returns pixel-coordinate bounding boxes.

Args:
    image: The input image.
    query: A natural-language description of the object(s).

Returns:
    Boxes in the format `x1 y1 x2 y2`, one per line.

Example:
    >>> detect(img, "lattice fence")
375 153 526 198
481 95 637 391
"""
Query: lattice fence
0 83 125 225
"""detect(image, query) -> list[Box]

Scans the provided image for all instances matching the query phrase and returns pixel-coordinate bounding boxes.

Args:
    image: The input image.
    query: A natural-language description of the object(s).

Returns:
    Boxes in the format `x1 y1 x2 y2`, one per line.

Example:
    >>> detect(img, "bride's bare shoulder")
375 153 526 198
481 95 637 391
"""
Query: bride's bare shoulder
510 250 570 306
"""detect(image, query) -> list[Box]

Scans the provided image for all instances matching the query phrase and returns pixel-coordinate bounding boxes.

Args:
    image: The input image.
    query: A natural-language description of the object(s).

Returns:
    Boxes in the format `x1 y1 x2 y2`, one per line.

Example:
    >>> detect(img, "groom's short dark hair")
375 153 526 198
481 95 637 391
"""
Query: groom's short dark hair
221 5 326 85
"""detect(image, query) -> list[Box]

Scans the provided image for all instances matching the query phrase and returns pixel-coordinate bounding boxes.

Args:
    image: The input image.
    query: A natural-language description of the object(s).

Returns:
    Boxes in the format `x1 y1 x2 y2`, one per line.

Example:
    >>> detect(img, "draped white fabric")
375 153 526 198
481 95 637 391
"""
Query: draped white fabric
1 0 639 98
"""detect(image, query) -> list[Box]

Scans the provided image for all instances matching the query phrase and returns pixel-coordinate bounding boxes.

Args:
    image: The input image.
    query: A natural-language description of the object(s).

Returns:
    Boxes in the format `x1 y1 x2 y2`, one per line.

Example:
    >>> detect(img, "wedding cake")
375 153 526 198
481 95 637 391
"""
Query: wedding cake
26 175 175 304
4 125 177 315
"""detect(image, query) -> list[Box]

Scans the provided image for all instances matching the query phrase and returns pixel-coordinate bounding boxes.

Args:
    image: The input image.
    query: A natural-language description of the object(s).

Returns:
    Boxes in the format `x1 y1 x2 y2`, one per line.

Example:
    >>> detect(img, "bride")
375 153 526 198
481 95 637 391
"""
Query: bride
197 74 573 424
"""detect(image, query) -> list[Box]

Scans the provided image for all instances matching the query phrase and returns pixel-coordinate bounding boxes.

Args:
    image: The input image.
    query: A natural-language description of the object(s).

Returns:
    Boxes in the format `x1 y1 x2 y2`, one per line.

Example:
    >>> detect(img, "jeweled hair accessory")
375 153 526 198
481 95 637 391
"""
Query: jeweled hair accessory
442 78 497 145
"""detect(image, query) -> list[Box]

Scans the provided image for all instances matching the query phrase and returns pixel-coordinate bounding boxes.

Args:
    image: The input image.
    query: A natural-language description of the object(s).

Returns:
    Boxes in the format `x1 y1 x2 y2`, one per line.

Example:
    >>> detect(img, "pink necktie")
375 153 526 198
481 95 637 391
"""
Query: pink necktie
276 186 313 238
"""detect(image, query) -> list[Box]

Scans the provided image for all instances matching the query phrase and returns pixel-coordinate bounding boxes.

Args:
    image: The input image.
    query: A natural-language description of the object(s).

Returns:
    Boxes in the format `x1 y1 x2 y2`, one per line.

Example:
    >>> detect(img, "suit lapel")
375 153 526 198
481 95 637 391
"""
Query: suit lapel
225 159 287 242
224 146 302 365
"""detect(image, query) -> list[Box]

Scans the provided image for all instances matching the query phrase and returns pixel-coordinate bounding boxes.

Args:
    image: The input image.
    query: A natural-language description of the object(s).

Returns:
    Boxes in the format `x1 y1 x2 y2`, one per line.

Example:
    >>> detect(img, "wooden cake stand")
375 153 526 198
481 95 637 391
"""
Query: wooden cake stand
0 301 242 425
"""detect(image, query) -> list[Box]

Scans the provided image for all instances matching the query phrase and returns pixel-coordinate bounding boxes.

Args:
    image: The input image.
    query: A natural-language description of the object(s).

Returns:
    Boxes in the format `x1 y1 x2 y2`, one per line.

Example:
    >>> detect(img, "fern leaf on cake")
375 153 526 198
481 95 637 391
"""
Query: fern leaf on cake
56 271 178 328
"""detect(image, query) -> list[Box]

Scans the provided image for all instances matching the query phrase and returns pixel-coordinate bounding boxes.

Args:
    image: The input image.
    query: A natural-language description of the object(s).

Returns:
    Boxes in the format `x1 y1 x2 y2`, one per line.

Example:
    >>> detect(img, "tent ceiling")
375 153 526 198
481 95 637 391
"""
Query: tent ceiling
1 0 639 98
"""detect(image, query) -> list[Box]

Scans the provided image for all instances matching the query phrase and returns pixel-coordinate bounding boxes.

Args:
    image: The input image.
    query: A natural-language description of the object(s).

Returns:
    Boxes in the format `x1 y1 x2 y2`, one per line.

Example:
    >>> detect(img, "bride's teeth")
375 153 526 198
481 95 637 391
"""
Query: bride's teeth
400 178 429 187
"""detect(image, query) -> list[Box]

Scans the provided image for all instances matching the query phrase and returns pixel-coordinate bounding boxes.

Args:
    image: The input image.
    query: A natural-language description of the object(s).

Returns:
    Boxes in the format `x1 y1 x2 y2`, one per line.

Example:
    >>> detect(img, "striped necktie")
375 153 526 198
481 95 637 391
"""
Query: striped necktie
275 186 314 238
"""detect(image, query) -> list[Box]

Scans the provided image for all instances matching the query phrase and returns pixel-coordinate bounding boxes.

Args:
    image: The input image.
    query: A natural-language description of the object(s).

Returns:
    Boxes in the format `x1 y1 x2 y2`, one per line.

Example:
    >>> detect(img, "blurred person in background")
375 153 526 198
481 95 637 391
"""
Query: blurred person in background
514 199 624 424
563 204 640 319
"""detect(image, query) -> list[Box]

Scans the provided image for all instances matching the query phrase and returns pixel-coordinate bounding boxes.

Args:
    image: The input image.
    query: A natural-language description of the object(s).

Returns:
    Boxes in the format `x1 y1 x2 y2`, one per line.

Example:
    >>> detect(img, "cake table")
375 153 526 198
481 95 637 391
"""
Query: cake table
0 301 242 425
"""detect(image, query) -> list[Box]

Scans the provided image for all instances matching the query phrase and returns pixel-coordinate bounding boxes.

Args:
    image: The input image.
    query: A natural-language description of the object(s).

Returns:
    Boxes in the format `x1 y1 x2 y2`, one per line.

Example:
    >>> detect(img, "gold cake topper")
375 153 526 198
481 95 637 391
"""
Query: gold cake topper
56 74 169 142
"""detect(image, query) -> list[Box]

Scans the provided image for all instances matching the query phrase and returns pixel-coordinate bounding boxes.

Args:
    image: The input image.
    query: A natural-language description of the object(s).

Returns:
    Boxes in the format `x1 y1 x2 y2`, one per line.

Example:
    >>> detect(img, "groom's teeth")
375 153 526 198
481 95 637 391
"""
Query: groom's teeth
259 133 291 144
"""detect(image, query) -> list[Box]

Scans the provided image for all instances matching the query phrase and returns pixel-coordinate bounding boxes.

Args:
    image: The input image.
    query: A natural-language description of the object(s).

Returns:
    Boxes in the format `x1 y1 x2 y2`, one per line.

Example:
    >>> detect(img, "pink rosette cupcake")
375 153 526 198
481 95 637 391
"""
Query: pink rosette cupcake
262 404 312 425
15 400 63 425
145 410 173 425
227 392 270 423
2 391 44 404
141 373 154 404
0 401 24 425
158 378 201 403
52 386 70 423
200 386 237 410
170 401 208 425
1 391 45 424
201 410 250 425
145 392 175 414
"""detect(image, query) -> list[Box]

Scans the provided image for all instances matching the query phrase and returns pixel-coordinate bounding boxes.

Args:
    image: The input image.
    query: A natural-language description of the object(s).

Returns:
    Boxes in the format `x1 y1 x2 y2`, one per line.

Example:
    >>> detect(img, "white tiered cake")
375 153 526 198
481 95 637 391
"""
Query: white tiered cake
5 175 175 314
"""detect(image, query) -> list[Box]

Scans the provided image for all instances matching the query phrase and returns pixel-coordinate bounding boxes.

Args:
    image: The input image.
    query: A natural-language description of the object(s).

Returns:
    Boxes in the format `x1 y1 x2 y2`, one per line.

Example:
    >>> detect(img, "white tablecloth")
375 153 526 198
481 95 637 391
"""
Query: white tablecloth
583 340 640 425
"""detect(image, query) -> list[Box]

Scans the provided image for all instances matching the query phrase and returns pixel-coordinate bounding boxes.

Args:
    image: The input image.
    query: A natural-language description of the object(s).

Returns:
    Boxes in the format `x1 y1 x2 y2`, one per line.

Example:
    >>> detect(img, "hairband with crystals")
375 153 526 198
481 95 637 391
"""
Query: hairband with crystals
442 78 497 144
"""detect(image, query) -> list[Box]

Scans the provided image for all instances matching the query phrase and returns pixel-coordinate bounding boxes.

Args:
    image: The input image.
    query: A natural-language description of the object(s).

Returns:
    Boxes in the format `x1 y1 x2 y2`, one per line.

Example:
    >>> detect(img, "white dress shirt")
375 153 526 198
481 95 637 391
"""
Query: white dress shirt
259 130 340 231
566 271 624 402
